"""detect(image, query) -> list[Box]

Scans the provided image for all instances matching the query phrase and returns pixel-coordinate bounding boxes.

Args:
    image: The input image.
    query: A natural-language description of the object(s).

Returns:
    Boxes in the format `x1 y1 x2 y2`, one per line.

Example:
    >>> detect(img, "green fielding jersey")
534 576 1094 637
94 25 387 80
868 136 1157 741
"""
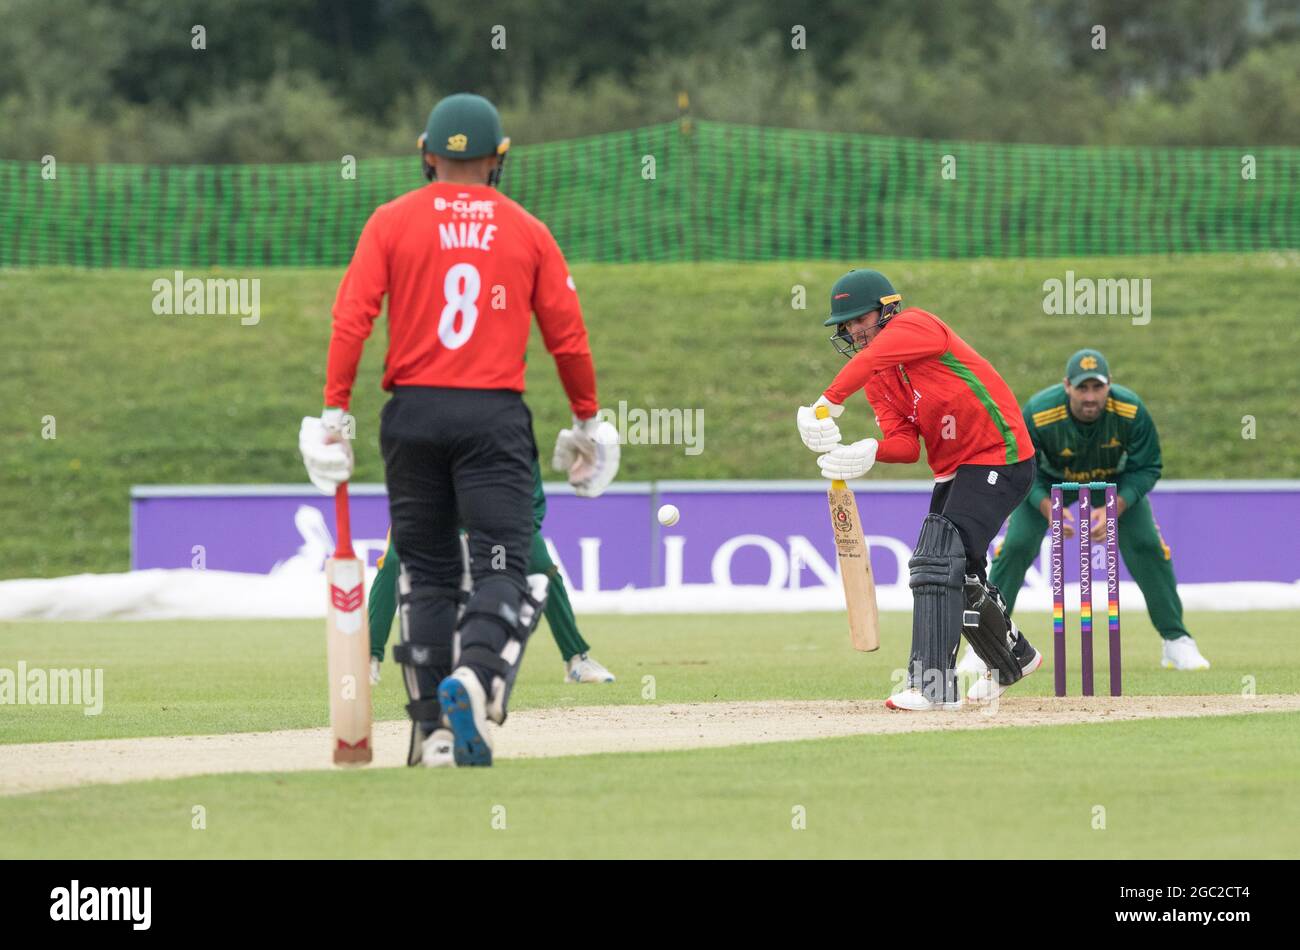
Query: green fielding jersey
1022 382 1162 510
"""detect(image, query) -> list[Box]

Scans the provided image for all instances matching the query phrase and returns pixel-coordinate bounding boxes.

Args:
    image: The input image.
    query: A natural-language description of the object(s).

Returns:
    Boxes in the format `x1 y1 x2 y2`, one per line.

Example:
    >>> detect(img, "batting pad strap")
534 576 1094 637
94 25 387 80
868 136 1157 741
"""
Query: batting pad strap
405 698 442 722
392 642 451 668
458 644 511 678
460 576 528 639
399 585 465 607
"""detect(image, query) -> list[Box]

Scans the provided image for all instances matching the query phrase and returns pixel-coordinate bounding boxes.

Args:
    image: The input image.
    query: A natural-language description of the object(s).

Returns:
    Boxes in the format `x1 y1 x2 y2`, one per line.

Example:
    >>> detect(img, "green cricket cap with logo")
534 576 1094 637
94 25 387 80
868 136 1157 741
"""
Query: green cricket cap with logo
1067 349 1110 385
419 93 510 160
824 269 902 326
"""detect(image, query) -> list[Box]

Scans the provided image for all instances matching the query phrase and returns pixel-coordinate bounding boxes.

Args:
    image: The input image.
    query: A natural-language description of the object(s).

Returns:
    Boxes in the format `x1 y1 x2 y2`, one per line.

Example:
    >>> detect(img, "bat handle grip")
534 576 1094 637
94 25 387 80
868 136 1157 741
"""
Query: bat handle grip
334 482 355 559
814 404 844 488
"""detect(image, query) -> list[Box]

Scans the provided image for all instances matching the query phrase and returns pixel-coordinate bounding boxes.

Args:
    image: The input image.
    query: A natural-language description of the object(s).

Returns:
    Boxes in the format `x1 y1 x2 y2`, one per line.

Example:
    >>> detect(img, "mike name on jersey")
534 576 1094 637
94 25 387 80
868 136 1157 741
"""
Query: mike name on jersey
439 221 498 250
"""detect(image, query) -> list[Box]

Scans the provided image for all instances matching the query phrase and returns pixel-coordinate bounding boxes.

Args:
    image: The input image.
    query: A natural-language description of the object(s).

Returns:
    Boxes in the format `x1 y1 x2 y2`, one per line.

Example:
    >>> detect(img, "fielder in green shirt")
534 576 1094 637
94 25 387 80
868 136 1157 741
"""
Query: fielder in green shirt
366 457 615 686
962 348 1210 673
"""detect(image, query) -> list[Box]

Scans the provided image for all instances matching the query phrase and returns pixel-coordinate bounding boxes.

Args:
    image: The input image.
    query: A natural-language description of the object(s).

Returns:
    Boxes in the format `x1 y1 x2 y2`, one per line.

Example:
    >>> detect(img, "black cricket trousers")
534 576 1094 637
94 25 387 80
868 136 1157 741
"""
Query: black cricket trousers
928 457 1036 581
380 386 537 718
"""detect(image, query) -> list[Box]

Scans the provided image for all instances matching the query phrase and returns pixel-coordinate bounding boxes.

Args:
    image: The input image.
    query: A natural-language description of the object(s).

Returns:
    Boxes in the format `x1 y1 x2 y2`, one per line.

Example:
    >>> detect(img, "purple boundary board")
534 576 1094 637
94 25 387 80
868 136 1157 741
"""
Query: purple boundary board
131 481 1300 591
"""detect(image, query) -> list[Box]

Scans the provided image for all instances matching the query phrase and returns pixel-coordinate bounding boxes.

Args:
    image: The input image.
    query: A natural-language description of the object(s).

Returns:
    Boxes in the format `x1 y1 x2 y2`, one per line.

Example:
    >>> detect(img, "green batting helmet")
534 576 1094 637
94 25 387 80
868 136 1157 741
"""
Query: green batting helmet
824 269 901 326
825 269 903 357
418 93 511 183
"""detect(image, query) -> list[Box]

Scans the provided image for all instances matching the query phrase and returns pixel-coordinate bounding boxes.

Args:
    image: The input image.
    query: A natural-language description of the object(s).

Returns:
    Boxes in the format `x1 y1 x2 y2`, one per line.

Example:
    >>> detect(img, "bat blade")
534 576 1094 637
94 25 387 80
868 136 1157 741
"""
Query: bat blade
327 484 372 765
826 479 880 652
327 554 372 763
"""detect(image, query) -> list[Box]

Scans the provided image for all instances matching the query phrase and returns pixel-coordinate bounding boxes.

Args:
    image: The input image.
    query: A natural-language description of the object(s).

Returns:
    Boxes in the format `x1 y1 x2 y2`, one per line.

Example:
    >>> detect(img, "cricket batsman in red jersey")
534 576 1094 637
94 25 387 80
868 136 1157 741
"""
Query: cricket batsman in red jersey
300 93 619 766
796 269 1041 710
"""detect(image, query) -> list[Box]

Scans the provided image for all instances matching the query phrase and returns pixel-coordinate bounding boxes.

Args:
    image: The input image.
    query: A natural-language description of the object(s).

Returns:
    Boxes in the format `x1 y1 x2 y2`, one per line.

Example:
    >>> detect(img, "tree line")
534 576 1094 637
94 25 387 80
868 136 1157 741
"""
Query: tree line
1 0 1297 162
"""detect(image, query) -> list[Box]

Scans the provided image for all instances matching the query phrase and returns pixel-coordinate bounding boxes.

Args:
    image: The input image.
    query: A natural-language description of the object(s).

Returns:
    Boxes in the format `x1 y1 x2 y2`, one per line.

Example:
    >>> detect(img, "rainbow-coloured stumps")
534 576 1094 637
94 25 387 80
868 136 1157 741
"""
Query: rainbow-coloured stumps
1050 482 1122 696
1050 485 1066 697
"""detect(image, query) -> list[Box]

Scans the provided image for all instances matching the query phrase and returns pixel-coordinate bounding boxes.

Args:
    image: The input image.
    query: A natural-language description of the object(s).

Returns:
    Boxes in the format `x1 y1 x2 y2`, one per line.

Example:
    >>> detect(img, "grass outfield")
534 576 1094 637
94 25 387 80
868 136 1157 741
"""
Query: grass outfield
4 253 1298 578
1 611 1297 858
1 610 1295 744
4 713 1299 859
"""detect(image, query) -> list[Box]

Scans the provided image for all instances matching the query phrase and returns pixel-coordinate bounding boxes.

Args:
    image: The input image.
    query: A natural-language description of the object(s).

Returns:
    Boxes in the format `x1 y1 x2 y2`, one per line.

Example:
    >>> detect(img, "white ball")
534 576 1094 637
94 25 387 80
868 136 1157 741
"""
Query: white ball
657 504 680 527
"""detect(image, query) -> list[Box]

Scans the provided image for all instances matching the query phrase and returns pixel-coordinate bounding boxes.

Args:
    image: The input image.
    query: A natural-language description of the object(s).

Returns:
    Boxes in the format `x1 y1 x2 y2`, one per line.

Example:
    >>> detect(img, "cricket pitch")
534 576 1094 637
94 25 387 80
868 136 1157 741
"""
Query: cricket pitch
3 693 1297 796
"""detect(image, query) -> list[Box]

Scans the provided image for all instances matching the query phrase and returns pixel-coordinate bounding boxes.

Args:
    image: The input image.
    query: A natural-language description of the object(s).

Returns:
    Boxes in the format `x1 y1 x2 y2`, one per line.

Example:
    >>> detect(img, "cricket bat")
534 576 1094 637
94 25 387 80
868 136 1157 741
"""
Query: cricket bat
817 406 880 652
326 482 372 764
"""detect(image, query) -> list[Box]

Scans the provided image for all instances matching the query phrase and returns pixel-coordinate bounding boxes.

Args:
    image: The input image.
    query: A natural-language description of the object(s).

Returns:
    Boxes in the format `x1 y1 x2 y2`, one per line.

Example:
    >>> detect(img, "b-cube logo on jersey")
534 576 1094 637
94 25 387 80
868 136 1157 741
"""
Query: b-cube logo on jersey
433 195 496 219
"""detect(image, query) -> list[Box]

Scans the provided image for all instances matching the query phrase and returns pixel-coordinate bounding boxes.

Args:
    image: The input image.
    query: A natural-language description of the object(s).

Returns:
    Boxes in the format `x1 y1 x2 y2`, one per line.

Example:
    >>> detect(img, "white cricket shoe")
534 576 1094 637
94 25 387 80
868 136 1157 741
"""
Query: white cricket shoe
369 657 382 686
966 648 1043 702
420 728 455 768
1162 636 1211 671
956 647 987 675
565 652 616 684
885 687 962 711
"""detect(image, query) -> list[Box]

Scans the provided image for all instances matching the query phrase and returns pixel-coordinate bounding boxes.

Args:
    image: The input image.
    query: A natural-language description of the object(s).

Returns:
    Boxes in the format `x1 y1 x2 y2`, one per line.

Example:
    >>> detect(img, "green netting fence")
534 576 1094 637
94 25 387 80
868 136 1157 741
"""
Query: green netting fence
2 120 1296 267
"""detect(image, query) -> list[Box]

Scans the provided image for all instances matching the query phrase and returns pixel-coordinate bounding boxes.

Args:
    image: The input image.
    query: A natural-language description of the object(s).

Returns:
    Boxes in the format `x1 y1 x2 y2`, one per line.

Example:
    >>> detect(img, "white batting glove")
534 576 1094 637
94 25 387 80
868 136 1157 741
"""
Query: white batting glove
551 421 581 473
553 415 621 498
796 395 844 452
299 409 354 495
818 438 878 480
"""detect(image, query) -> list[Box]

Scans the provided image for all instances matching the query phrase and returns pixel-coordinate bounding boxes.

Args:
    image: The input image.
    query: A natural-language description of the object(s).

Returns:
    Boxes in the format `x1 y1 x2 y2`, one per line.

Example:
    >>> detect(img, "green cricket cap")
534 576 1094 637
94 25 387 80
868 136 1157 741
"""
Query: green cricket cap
1066 349 1110 386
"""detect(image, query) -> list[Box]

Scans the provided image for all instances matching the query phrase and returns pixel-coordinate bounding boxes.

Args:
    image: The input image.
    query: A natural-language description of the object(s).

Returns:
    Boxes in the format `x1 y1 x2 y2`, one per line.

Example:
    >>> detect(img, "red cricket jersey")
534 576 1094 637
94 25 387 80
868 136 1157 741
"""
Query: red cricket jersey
823 309 1032 479
325 182 597 417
